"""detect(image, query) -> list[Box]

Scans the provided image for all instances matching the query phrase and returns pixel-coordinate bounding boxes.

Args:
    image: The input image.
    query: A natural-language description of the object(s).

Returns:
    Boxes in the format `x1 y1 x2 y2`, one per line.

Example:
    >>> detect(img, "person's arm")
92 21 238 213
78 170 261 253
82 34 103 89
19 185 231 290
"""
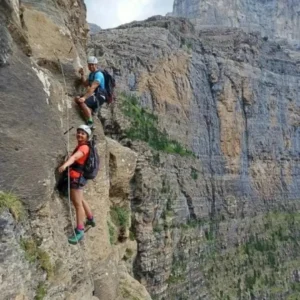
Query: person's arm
77 81 100 103
79 68 89 87
58 150 84 173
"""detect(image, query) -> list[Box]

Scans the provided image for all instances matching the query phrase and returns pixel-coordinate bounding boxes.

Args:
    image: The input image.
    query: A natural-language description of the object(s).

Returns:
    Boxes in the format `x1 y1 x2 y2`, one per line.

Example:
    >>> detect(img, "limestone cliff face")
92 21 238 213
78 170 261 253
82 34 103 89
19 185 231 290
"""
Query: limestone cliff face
0 1 150 300
172 0 300 43
91 16 300 299
2 0 300 299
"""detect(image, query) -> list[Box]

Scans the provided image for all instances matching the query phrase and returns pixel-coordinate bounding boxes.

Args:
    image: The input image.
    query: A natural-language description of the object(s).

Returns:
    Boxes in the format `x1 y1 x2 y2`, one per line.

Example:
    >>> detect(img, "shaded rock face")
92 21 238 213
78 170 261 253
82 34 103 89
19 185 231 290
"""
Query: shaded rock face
0 0 88 211
0 1 61 211
0 1 151 300
91 16 300 299
2 0 300 299
172 0 300 43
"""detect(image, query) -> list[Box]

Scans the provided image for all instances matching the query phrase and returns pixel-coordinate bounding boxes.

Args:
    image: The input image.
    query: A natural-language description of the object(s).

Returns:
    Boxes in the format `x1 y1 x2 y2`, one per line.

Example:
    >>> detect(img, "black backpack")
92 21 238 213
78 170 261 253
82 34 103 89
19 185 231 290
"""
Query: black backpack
56 136 100 195
72 135 100 180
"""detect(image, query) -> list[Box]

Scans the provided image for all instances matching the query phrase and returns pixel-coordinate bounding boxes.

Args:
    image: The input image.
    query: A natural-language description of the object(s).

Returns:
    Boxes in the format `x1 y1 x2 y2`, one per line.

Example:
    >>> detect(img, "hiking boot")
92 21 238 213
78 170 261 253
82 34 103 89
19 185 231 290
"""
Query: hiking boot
85 217 96 228
86 119 94 128
68 229 84 245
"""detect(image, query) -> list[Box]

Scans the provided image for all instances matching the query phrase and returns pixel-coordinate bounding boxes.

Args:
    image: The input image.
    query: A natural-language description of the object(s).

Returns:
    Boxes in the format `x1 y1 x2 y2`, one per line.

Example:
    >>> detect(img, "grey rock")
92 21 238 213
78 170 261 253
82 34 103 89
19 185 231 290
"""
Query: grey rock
173 0 300 43
0 211 36 300
93 257 119 300
91 16 300 299
0 0 151 300
0 3 64 211
0 26 12 66
2 0 300 298
89 23 102 35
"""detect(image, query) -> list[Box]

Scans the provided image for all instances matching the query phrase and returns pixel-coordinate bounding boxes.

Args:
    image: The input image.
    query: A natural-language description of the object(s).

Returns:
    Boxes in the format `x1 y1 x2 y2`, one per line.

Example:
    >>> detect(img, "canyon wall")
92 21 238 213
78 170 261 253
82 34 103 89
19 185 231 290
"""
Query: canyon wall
92 16 300 299
173 0 300 43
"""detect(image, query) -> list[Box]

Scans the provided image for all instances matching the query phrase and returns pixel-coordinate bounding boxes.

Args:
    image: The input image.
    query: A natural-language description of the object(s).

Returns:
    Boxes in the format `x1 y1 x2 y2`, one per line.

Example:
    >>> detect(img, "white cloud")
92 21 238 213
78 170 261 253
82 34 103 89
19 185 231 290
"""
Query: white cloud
85 0 174 29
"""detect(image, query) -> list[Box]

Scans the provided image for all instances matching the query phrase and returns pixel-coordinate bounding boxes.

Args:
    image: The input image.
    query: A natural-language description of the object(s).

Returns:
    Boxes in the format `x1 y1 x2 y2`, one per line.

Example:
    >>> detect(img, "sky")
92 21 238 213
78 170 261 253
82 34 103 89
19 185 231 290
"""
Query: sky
85 0 174 29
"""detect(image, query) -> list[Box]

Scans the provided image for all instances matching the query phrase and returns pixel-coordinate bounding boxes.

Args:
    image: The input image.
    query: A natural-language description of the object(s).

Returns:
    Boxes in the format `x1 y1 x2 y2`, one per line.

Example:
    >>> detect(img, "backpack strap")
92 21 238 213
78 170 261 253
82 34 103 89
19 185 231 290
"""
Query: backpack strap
71 163 84 173
72 145 79 155
90 70 107 98
70 143 90 172
90 70 102 86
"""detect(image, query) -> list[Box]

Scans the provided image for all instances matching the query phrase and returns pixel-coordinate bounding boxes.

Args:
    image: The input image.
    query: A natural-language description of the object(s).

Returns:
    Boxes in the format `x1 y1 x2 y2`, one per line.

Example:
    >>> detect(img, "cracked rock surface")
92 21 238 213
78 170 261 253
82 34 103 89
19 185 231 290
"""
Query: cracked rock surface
172 0 300 44
92 16 300 299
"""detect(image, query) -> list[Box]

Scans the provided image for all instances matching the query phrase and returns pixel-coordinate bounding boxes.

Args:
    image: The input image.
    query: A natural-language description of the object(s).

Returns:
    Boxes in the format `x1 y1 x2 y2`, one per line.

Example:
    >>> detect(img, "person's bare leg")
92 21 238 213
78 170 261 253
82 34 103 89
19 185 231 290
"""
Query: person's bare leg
74 97 92 120
79 102 92 120
70 189 85 228
82 198 93 219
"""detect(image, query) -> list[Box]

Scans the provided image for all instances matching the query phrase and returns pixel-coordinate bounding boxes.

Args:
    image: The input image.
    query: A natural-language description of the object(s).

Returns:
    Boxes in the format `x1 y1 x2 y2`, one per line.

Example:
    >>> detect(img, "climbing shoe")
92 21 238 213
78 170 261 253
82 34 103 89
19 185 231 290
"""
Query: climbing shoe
86 119 94 128
68 228 84 245
85 217 96 228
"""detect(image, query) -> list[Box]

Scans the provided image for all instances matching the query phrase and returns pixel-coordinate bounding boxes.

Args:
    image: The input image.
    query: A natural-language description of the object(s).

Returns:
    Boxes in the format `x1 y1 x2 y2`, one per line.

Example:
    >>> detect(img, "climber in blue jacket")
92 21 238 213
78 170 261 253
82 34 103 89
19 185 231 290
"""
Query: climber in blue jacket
74 56 106 127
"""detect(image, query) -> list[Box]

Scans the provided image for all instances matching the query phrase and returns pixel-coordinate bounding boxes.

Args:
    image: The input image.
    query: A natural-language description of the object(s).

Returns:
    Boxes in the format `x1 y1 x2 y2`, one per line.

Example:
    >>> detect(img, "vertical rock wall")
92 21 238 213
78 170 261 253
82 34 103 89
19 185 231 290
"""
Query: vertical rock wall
0 1 151 299
172 0 300 43
91 17 300 299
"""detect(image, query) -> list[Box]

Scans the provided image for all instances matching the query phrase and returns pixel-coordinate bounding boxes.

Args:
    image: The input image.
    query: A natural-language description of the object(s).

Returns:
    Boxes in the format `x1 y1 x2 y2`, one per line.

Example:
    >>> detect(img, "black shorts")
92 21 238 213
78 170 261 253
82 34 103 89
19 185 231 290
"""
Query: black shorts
70 176 87 190
57 172 87 195
85 94 106 111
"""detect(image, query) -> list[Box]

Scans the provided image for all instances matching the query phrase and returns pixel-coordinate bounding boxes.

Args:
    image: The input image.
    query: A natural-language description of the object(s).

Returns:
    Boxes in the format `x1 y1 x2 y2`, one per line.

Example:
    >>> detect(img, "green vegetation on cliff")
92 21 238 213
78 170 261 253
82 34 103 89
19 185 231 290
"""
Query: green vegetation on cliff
111 206 130 228
109 206 130 243
107 221 118 245
191 168 198 180
0 192 25 221
20 238 53 279
120 93 194 156
164 211 300 299
35 282 47 300
201 212 300 299
167 258 187 285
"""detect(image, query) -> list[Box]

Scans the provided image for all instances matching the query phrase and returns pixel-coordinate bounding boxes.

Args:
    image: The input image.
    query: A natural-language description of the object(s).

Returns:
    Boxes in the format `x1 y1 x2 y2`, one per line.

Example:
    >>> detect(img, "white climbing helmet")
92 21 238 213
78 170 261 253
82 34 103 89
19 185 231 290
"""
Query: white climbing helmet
77 124 92 137
87 56 98 64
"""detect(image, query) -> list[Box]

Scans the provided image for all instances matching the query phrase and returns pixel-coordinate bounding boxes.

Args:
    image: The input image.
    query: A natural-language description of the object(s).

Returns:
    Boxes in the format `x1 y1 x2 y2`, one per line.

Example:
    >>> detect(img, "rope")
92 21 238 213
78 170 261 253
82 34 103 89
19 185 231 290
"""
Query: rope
54 51 95 293
53 51 77 238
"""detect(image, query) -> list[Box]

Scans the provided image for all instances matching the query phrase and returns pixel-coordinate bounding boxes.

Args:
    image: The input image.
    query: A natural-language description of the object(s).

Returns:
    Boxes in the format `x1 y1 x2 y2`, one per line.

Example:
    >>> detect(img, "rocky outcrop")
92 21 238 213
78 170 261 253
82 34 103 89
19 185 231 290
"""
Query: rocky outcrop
2 0 300 299
172 0 300 43
0 1 151 299
91 16 300 299
89 23 102 35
